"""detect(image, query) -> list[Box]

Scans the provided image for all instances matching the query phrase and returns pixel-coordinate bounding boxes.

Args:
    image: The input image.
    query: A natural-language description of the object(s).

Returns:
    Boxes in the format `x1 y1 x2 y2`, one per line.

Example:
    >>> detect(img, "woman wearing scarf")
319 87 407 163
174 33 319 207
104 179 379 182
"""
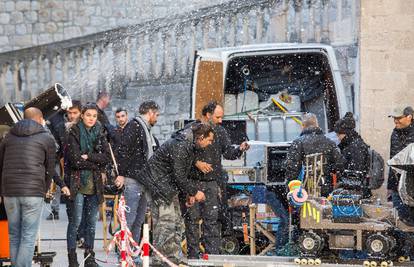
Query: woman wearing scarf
66 103 110 267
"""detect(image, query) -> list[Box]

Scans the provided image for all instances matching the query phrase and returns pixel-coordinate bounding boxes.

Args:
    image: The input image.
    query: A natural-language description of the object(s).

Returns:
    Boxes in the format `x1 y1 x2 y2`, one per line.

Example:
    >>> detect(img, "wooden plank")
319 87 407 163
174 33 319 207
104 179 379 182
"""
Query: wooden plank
249 204 256 256
194 60 224 119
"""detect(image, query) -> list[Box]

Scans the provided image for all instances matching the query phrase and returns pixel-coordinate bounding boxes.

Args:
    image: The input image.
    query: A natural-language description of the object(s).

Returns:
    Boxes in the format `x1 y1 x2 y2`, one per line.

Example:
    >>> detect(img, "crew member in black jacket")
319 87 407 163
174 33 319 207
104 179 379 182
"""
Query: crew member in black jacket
334 112 371 197
183 101 249 258
286 113 344 196
387 106 414 226
112 101 160 248
132 123 213 265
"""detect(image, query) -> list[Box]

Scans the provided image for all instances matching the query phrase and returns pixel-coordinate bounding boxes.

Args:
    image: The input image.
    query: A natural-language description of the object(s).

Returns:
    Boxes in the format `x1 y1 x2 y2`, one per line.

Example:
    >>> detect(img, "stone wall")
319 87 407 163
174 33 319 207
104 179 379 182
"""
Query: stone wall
0 0 361 144
0 0 232 52
360 0 414 159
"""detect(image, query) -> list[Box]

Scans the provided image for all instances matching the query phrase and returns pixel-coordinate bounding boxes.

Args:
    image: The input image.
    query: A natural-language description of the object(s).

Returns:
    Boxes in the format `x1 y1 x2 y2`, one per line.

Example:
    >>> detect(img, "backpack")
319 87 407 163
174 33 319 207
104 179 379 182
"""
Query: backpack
367 148 385 190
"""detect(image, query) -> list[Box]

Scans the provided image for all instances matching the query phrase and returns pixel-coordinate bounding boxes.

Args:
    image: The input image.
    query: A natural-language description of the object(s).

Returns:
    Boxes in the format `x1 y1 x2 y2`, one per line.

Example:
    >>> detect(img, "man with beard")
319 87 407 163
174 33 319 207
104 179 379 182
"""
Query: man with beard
183 101 249 259
132 123 213 265
113 101 160 249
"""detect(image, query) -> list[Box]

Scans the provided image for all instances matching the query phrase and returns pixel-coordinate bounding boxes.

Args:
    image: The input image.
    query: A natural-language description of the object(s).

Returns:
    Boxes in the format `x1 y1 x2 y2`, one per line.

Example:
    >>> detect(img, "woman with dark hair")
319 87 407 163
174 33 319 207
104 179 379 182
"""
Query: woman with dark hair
334 112 371 197
66 103 110 267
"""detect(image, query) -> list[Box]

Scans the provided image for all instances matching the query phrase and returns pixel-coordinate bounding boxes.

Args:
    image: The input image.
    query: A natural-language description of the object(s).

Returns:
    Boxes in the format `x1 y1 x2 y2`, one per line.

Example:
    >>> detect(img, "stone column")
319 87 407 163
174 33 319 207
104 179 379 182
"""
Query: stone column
0 65 9 103
11 62 21 101
23 62 32 99
256 8 265 43
242 11 250 45
321 0 330 43
136 35 145 80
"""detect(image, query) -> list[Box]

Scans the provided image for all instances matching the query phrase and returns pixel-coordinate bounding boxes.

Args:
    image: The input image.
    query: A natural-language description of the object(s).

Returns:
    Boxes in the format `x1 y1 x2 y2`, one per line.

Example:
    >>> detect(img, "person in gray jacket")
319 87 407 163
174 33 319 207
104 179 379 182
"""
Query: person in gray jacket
0 108 56 267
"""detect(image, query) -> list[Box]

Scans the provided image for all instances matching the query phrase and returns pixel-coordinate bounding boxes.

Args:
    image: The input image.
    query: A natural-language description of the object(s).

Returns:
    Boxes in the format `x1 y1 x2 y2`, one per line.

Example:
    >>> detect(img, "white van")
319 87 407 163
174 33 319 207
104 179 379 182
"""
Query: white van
190 43 348 139
189 44 349 185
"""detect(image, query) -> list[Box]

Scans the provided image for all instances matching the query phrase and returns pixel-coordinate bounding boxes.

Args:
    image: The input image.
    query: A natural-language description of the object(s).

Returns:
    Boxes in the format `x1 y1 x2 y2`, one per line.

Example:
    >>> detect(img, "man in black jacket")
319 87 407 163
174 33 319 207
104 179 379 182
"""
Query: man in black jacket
334 112 371 197
183 101 249 258
133 123 213 266
46 100 82 220
113 101 160 246
0 107 56 267
286 113 344 196
387 106 414 226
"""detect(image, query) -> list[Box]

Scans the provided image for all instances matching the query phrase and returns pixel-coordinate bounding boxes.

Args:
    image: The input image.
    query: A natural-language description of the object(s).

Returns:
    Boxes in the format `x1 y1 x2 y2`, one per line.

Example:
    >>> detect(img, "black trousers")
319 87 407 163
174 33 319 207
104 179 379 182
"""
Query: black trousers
181 181 221 258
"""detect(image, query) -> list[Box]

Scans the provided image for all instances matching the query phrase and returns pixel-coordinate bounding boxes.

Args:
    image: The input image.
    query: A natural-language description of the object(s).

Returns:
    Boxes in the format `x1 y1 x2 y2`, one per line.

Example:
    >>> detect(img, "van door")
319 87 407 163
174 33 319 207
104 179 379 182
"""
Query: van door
191 56 224 119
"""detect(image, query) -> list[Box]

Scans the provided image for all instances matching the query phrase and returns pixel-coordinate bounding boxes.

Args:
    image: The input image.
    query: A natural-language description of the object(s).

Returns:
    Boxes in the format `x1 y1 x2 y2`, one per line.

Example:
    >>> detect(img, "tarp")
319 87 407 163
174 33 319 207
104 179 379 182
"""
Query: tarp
388 143 414 206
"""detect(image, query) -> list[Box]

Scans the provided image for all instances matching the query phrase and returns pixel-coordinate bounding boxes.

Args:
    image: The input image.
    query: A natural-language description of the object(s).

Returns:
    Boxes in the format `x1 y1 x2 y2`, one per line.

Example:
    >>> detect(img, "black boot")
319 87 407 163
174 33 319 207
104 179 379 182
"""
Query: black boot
84 249 100 267
68 249 79 267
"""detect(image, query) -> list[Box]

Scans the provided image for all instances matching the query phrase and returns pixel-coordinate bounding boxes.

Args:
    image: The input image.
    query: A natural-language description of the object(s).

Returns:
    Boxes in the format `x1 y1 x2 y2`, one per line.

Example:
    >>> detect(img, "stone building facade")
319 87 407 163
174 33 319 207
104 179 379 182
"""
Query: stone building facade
0 0 232 52
360 0 414 159
0 0 360 143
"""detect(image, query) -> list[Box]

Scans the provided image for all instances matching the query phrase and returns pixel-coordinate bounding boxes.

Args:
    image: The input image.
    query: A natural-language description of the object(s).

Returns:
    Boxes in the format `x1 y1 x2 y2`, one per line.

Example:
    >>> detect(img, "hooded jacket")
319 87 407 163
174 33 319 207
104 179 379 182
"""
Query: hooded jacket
136 127 199 204
286 127 344 183
66 122 110 203
387 122 414 191
338 130 370 174
0 119 56 197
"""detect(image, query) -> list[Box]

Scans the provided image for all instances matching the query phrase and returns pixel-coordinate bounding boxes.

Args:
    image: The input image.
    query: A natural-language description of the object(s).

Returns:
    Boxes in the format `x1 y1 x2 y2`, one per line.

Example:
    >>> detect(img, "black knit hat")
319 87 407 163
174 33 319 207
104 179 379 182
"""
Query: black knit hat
334 112 356 134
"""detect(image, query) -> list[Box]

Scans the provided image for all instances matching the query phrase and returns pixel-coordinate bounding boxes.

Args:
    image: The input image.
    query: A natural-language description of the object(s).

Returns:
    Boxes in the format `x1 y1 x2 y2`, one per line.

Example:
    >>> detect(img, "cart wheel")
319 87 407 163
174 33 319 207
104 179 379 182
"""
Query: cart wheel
298 232 324 256
387 261 393 267
300 258 308 265
314 259 321 265
294 258 301 265
220 236 240 255
398 256 406 263
405 256 410 262
307 259 315 265
366 233 392 258
370 261 377 267
363 261 371 267
380 261 388 267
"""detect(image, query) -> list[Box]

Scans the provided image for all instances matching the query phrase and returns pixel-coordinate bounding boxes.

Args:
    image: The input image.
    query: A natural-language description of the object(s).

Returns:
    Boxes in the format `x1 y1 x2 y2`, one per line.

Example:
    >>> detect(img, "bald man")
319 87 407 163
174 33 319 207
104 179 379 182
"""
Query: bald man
0 107 57 267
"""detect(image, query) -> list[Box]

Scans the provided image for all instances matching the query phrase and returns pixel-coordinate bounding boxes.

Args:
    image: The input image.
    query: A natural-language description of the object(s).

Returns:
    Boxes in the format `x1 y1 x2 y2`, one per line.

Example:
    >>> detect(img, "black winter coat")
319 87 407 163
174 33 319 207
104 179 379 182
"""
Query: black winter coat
193 124 242 182
0 119 56 197
387 122 414 191
135 128 199 204
66 123 110 203
286 127 344 189
113 119 159 179
338 130 370 174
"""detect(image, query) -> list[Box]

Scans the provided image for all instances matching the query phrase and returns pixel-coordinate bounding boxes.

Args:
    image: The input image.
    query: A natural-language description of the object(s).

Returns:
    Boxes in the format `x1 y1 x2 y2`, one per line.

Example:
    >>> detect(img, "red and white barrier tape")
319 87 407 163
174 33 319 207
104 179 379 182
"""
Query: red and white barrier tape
106 196 187 267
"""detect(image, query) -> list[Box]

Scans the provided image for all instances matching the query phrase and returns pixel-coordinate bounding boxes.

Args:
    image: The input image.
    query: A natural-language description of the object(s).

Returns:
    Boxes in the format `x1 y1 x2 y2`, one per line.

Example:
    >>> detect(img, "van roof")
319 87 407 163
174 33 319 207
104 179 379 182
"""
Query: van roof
196 43 340 70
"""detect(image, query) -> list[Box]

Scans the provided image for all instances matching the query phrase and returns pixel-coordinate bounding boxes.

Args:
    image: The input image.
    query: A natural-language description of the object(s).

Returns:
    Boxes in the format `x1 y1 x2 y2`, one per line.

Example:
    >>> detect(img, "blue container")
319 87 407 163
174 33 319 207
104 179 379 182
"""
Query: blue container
331 194 362 220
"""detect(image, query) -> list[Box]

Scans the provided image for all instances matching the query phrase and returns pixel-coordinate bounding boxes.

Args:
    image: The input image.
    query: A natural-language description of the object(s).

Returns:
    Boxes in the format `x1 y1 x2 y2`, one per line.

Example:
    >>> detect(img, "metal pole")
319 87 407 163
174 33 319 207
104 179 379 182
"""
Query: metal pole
142 224 150 267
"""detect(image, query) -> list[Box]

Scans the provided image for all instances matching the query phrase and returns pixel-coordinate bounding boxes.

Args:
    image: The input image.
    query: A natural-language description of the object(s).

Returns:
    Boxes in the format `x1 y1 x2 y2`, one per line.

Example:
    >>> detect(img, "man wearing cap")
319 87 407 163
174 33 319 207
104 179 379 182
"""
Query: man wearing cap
388 106 414 226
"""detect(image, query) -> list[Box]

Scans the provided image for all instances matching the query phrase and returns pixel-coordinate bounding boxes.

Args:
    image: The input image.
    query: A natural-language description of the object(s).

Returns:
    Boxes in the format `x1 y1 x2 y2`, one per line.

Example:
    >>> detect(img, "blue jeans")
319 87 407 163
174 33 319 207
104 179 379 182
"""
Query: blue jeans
3 196 43 267
124 178 148 243
67 193 99 250
265 190 289 251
